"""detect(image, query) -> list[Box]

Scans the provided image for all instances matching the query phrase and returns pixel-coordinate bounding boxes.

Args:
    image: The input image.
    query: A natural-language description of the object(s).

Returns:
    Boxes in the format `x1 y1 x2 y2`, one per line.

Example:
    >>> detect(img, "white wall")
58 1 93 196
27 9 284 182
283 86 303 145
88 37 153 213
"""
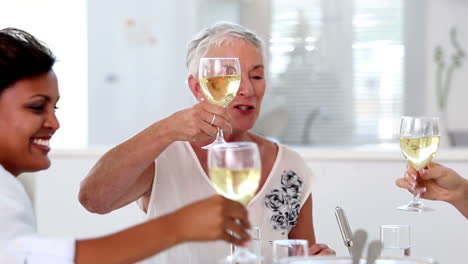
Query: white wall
87 0 199 146
33 151 143 238
425 0 468 132
0 0 88 149
29 148 468 264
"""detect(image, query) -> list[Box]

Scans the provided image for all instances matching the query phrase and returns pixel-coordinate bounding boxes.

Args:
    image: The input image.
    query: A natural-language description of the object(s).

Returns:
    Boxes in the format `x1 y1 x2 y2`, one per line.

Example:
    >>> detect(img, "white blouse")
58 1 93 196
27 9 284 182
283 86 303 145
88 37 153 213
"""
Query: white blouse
140 141 314 264
0 166 75 263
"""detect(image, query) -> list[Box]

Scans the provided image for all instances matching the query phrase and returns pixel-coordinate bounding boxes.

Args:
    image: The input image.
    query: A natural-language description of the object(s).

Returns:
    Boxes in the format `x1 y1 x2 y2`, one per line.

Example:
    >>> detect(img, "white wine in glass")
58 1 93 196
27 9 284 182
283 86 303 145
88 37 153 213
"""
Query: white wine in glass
199 57 241 149
208 142 261 263
209 168 261 206
398 116 440 212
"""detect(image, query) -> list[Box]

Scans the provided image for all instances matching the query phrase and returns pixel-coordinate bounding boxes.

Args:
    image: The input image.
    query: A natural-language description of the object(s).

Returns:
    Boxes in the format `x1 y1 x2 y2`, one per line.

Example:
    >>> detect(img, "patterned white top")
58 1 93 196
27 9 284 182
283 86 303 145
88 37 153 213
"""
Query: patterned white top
139 141 314 264
0 166 75 263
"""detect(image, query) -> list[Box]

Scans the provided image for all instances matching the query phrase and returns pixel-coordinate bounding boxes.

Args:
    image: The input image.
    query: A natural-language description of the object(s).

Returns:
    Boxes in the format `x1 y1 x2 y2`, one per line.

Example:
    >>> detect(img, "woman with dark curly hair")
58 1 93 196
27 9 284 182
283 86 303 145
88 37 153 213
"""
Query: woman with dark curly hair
0 27 250 264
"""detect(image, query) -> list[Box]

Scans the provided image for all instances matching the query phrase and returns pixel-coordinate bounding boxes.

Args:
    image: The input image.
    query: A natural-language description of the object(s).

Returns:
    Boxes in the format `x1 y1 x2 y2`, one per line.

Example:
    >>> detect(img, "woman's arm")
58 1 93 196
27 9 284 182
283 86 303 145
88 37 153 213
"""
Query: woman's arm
79 102 232 214
288 195 335 256
78 118 173 214
75 195 250 264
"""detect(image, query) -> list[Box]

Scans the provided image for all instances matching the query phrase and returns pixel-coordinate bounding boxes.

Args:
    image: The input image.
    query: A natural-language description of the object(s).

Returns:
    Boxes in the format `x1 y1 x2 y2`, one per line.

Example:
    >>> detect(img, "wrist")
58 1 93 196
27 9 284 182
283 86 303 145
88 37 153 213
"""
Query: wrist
449 179 468 218
151 117 177 144
165 209 189 244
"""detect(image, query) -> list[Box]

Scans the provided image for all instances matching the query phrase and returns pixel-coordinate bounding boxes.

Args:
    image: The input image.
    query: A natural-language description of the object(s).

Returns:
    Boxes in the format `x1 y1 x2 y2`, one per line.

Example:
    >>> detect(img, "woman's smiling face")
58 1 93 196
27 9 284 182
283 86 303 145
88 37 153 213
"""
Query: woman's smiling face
0 71 60 176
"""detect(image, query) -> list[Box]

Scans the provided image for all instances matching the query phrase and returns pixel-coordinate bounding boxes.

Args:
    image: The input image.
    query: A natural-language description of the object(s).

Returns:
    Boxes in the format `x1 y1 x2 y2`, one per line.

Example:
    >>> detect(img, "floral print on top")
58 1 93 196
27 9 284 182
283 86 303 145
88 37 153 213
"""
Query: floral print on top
264 170 303 235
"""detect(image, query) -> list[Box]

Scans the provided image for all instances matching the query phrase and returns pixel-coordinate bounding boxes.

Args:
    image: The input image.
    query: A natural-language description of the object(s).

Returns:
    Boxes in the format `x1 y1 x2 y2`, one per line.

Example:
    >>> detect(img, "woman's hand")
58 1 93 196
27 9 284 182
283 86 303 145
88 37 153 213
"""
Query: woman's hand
308 243 336 256
171 195 251 246
167 101 232 142
396 162 465 203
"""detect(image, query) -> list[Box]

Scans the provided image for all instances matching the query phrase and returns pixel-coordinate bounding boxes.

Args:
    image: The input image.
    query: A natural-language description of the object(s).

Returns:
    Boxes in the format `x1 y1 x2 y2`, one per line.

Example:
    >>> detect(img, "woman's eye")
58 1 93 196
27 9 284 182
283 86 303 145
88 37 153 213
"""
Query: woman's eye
29 104 45 111
251 75 264 80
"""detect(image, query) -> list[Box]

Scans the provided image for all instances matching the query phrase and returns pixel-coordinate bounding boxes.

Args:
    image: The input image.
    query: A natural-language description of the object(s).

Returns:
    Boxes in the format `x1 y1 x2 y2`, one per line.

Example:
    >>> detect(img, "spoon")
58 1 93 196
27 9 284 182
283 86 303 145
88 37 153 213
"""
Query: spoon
366 240 382 264
351 229 367 264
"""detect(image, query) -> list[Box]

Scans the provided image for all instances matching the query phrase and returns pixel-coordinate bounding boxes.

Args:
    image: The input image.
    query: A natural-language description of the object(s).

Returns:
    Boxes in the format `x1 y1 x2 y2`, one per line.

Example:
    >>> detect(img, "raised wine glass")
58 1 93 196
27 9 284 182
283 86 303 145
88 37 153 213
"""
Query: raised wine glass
208 142 261 263
199 57 241 149
398 116 440 212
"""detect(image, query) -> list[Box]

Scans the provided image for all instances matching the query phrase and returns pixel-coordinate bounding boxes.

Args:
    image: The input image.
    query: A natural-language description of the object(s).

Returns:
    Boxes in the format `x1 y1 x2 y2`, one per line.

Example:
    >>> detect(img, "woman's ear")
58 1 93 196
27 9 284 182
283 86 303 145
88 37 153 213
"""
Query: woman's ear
188 74 205 101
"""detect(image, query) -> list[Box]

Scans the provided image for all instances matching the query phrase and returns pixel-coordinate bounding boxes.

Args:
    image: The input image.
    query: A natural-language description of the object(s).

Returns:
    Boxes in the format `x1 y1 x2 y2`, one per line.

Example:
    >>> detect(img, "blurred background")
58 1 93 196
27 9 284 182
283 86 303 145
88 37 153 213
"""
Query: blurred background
1 0 467 263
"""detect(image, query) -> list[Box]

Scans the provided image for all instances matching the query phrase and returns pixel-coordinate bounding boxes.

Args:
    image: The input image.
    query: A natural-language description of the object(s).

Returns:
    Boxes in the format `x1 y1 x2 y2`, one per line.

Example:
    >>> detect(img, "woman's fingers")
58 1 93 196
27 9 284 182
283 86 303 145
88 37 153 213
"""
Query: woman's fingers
201 111 232 135
224 200 250 229
316 248 336 256
309 244 335 256
223 219 251 242
200 101 232 123
221 230 247 246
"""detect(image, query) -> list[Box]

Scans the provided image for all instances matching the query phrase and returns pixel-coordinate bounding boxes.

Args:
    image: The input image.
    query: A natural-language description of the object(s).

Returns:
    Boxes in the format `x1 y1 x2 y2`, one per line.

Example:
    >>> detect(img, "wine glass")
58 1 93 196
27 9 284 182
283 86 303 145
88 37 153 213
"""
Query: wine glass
208 142 261 263
199 57 241 149
398 116 440 212
272 239 309 263
380 225 411 257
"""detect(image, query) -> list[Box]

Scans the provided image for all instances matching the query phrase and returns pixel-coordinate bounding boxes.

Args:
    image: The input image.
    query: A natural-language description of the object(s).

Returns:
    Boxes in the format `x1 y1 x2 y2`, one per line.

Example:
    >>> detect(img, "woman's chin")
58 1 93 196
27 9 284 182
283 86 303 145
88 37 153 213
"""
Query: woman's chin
28 159 51 173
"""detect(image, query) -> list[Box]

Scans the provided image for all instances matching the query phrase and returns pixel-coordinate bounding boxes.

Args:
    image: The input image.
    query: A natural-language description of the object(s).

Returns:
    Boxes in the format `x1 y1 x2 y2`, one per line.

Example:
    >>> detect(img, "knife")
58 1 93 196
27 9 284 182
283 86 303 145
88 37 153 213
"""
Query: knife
335 206 353 255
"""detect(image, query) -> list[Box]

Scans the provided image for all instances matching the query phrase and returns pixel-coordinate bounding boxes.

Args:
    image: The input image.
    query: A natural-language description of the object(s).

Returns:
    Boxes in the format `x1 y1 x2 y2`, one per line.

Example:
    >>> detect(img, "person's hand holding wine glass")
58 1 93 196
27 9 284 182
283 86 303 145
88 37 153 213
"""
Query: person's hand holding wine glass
199 57 241 149
208 142 261 263
398 116 440 212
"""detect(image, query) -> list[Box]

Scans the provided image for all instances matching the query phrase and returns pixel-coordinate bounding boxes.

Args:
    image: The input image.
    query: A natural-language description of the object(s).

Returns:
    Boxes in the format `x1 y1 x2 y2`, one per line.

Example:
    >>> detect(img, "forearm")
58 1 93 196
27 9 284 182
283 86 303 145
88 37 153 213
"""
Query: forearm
79 118 175 213
288 196 316 245
451 179 468 219
75 212 185 264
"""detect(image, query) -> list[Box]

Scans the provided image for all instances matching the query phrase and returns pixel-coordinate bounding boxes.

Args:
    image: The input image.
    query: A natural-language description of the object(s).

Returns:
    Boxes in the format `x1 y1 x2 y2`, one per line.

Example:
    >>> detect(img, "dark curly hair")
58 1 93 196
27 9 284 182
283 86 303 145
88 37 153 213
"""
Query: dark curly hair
0 28 56 94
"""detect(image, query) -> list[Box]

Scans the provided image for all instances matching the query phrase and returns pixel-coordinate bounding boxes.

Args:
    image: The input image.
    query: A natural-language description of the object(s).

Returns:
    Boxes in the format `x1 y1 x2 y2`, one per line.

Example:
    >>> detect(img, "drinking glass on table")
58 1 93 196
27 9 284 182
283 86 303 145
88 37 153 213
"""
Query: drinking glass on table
380 225 411 257
272 239 308 263
208 142 261 263
398 116 440 212
199 57 241 149
231 227 261 264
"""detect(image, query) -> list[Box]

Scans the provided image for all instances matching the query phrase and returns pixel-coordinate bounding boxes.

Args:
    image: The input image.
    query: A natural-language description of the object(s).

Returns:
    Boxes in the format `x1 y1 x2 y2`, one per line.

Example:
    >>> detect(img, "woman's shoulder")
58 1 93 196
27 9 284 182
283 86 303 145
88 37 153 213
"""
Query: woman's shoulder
158 141 191 158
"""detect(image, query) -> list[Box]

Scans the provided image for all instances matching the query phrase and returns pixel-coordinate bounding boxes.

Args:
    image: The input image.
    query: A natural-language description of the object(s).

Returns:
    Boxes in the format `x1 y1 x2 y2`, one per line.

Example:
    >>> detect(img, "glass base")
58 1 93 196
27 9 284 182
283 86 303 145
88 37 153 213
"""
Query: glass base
397 201 434 212
201 137 227 149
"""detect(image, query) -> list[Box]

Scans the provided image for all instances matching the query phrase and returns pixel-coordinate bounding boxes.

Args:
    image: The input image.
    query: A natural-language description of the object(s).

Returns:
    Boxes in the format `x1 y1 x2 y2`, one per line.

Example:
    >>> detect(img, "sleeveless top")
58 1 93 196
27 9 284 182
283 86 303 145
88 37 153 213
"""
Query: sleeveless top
139 141 313 264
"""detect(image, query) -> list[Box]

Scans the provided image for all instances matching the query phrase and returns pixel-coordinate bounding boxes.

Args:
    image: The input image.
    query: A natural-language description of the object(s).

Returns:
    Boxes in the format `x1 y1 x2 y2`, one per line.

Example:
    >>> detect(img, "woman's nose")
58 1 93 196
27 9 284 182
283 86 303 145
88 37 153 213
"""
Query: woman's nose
44 112 60 131
237 76 254 96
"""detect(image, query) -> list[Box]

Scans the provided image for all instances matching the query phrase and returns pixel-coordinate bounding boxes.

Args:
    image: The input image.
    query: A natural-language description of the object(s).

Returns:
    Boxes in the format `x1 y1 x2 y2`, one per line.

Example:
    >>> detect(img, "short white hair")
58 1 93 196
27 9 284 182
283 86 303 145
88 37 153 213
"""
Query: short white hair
186 21 264 77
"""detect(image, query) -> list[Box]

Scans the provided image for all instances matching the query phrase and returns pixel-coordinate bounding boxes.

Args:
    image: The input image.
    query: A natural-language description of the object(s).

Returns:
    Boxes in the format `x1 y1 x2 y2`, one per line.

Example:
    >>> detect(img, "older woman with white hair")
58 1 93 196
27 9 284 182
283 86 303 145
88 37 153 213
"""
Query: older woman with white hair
79 22 335 263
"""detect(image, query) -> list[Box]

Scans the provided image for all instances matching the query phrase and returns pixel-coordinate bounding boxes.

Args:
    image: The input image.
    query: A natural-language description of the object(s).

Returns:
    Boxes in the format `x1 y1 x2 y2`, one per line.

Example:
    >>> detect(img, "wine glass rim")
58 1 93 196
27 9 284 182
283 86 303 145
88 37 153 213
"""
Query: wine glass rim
401 116 439 120
380 224 410 229
210 141 258 150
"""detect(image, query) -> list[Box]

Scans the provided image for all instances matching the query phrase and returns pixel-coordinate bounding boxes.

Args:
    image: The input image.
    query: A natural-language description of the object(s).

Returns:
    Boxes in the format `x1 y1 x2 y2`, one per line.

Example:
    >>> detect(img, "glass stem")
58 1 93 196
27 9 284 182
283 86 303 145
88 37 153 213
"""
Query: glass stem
412 191 421 203
412 167 425 204
212 128 226 145
218 127 224 140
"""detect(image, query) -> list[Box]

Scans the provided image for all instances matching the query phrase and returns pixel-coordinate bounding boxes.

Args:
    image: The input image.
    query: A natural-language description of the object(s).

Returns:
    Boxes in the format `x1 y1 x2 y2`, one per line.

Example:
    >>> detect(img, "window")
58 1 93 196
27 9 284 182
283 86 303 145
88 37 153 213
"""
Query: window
264 0 403 146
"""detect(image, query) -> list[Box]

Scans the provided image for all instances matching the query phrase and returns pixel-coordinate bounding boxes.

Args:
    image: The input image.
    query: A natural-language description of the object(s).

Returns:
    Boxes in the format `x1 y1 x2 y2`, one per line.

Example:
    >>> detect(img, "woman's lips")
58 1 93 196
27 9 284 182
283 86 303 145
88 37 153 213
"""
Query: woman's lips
233 104 255 114
32 138 51 152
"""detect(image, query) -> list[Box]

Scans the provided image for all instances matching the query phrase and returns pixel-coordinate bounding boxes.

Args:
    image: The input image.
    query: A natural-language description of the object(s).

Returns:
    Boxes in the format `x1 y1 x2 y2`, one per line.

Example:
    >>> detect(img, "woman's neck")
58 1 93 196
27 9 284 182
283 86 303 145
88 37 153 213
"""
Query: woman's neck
190 131 254 149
